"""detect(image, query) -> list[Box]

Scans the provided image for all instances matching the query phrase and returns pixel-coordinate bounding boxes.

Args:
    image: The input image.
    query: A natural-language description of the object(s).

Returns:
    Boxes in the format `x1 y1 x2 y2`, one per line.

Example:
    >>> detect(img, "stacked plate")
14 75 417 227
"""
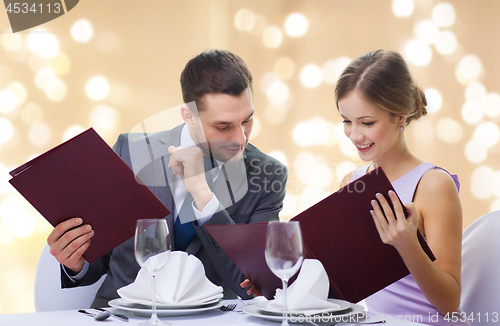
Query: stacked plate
242 299 366 324
108 297 224 316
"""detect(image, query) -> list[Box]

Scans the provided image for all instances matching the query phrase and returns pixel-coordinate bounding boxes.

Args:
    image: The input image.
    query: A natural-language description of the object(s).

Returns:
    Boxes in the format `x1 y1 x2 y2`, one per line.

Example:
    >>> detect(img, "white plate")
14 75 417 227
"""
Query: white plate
243 302 366 324
256 299 351 316
111 296 221 309
109 298 224 316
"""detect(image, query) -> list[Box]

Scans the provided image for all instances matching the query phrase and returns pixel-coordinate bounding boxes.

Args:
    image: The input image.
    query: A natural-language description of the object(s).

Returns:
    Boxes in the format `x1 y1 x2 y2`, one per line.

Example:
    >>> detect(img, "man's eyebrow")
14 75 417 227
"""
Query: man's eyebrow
212 112 254 125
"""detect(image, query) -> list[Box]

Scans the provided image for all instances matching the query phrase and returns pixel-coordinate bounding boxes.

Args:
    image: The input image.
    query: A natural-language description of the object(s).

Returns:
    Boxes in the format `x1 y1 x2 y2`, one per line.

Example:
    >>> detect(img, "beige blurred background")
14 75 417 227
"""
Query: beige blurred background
1 0 499 314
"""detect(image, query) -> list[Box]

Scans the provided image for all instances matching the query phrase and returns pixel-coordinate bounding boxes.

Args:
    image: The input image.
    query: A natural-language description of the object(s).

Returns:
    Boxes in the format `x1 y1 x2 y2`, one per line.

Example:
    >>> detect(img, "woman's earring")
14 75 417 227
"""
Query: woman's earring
400 124 405 132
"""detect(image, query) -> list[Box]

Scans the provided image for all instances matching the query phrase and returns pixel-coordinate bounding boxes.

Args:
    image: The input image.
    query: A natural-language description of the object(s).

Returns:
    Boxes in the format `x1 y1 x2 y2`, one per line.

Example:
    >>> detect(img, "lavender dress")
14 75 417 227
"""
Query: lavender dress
350 162 470 326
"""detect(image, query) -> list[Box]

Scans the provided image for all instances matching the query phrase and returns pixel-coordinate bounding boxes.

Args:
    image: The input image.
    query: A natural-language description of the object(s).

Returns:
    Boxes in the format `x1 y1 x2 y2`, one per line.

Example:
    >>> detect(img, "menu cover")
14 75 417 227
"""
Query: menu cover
9 128 171 263
204 167 435 303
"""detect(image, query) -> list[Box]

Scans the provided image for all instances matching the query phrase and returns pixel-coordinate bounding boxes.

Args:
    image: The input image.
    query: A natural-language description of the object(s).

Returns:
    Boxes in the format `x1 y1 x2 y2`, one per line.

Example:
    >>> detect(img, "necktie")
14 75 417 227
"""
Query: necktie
174 156 216 251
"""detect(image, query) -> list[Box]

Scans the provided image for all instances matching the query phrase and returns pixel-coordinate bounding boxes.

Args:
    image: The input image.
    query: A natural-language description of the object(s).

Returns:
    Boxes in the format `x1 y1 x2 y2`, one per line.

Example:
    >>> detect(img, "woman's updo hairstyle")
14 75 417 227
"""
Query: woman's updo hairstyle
335 50 427 126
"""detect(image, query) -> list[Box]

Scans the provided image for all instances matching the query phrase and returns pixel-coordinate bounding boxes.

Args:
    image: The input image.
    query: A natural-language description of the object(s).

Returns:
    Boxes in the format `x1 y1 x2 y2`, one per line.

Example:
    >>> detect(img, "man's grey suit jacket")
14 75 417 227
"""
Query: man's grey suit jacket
61 124 288 308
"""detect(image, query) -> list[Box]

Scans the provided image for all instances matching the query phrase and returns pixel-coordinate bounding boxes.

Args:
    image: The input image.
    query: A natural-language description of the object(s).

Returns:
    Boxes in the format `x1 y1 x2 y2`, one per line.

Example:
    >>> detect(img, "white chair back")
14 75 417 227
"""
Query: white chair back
461 210 500 325
34 244 105 311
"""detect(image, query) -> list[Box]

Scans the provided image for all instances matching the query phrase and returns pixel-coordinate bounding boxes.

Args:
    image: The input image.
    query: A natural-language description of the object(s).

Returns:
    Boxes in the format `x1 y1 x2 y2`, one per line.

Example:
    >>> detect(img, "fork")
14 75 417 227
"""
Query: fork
220 303 237 311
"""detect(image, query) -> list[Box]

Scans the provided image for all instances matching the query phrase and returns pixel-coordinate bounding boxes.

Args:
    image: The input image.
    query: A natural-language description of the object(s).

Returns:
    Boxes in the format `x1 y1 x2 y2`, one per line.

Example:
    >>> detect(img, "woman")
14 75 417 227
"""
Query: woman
336 50 469 326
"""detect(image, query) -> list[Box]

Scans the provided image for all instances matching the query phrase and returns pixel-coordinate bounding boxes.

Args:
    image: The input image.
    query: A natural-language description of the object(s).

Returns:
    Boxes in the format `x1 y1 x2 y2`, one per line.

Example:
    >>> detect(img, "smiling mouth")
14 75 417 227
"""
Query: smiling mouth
356 143 373 150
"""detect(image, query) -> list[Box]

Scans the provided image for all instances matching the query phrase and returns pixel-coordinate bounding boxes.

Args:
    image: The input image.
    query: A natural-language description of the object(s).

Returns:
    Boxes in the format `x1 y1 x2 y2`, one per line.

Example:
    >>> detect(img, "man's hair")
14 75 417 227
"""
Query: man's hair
180 49 253 111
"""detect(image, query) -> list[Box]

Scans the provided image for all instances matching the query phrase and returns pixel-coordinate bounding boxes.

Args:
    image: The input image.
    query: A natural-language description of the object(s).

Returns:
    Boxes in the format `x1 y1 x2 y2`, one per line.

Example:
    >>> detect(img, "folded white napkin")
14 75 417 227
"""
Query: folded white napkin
268 259 340 314
118 251 223 305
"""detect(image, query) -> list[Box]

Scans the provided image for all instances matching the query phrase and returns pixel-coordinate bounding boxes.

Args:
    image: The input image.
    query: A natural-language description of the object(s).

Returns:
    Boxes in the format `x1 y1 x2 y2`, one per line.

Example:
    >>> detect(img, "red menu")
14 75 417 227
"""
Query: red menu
9 128 170 263
204 167 434 303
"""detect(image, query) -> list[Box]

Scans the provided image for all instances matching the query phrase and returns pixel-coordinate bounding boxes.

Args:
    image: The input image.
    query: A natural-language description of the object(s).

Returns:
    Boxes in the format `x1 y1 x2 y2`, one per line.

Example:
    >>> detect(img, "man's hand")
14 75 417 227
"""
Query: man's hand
240 279 263 297
168 145 213 211
47 218 93 274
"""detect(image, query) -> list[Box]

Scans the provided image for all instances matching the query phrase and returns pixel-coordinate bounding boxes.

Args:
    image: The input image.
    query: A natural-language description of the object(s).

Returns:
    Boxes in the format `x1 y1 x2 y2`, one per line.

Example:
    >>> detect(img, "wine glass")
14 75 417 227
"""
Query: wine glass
134 219 171 326
265 221 304 326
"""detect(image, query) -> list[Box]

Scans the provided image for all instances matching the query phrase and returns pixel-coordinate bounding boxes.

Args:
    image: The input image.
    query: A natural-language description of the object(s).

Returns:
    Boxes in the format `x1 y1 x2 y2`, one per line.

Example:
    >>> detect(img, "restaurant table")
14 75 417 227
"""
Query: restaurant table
0 299 432 326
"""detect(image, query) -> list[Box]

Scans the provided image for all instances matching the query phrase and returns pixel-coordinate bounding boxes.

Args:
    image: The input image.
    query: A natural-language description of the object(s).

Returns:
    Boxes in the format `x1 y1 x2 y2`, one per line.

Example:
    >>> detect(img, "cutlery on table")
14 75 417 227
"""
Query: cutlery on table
78 309 112 321
220 303 237 311
94 307 129 322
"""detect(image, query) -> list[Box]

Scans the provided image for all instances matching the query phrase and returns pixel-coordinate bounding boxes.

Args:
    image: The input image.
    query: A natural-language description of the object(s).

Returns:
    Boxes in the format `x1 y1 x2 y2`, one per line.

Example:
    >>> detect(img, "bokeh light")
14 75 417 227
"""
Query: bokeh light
0 88 18 114
465 82 487 103
436 118 463 144
63 125 86 142
465 139 487 164
293 121 316 147
0 118 15 145
90 104 120 131
268 150 288 166
482 93 500 118
20 103 43 126
71 19 94 43
85 76 111 101
490 199 500 213
28 122 51 147
264 104 288 125
262 26 283 48
415 20 438 44
322 57 351 84
34 67 57 90
300 64 323 88
1 33 22 52
260 72 279 94
392 0 414 17
456 55 483 85
234 8 256 32
0 65 14 89
266 80 290 105
280 193 297 219
273 57 295 81
461 101 483 125
251 115 261 138
405 40 432 66
424 88 442 114
0 196 36 239
50 53 71 76
284 13 308 37
435 31 458 55
96 31 120 53
27 29 59 58
473 122 500 148
432 2 456 28
470 166 494 200
45 78 67 102
412 120 435 146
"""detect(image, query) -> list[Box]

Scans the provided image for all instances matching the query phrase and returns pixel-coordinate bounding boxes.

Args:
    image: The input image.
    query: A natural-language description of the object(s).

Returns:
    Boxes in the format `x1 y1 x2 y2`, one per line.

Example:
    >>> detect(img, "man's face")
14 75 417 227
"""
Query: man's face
192 88 254 162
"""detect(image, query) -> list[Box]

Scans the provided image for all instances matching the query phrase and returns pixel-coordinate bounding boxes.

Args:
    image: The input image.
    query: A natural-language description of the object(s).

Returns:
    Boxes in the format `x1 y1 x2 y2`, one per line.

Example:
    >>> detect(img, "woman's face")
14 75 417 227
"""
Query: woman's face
338 91 403 162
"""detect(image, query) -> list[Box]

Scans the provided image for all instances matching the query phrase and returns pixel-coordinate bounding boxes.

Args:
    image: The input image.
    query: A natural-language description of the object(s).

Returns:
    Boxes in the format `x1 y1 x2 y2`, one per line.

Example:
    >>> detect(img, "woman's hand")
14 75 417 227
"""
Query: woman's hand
240 279 262 297
370 190 420 252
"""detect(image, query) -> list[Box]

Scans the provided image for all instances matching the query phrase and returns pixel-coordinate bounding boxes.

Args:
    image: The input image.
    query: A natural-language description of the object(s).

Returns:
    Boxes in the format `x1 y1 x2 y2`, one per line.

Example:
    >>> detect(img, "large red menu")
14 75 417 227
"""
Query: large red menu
9 128 170 263
204 167 434 303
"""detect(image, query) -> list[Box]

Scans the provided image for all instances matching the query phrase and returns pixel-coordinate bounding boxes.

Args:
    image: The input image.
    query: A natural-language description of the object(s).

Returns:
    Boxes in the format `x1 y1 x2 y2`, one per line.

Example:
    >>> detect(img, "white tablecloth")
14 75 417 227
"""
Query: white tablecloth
0 299 431 326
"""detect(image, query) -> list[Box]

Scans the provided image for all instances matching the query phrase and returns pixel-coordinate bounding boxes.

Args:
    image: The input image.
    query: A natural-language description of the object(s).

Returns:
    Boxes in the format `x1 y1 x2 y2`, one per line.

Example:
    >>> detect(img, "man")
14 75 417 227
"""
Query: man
47 49 287 307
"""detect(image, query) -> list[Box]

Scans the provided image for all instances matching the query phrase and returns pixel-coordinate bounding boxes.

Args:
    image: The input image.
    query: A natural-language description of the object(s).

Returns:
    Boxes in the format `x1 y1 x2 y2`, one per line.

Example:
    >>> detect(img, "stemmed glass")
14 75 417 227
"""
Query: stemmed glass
265 221 304 326
134 219 171 326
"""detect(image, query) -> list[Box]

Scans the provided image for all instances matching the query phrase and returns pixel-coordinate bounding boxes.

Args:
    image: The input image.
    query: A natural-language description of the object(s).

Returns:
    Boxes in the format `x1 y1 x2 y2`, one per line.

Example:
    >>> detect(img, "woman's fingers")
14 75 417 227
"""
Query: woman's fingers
388 190 406 223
